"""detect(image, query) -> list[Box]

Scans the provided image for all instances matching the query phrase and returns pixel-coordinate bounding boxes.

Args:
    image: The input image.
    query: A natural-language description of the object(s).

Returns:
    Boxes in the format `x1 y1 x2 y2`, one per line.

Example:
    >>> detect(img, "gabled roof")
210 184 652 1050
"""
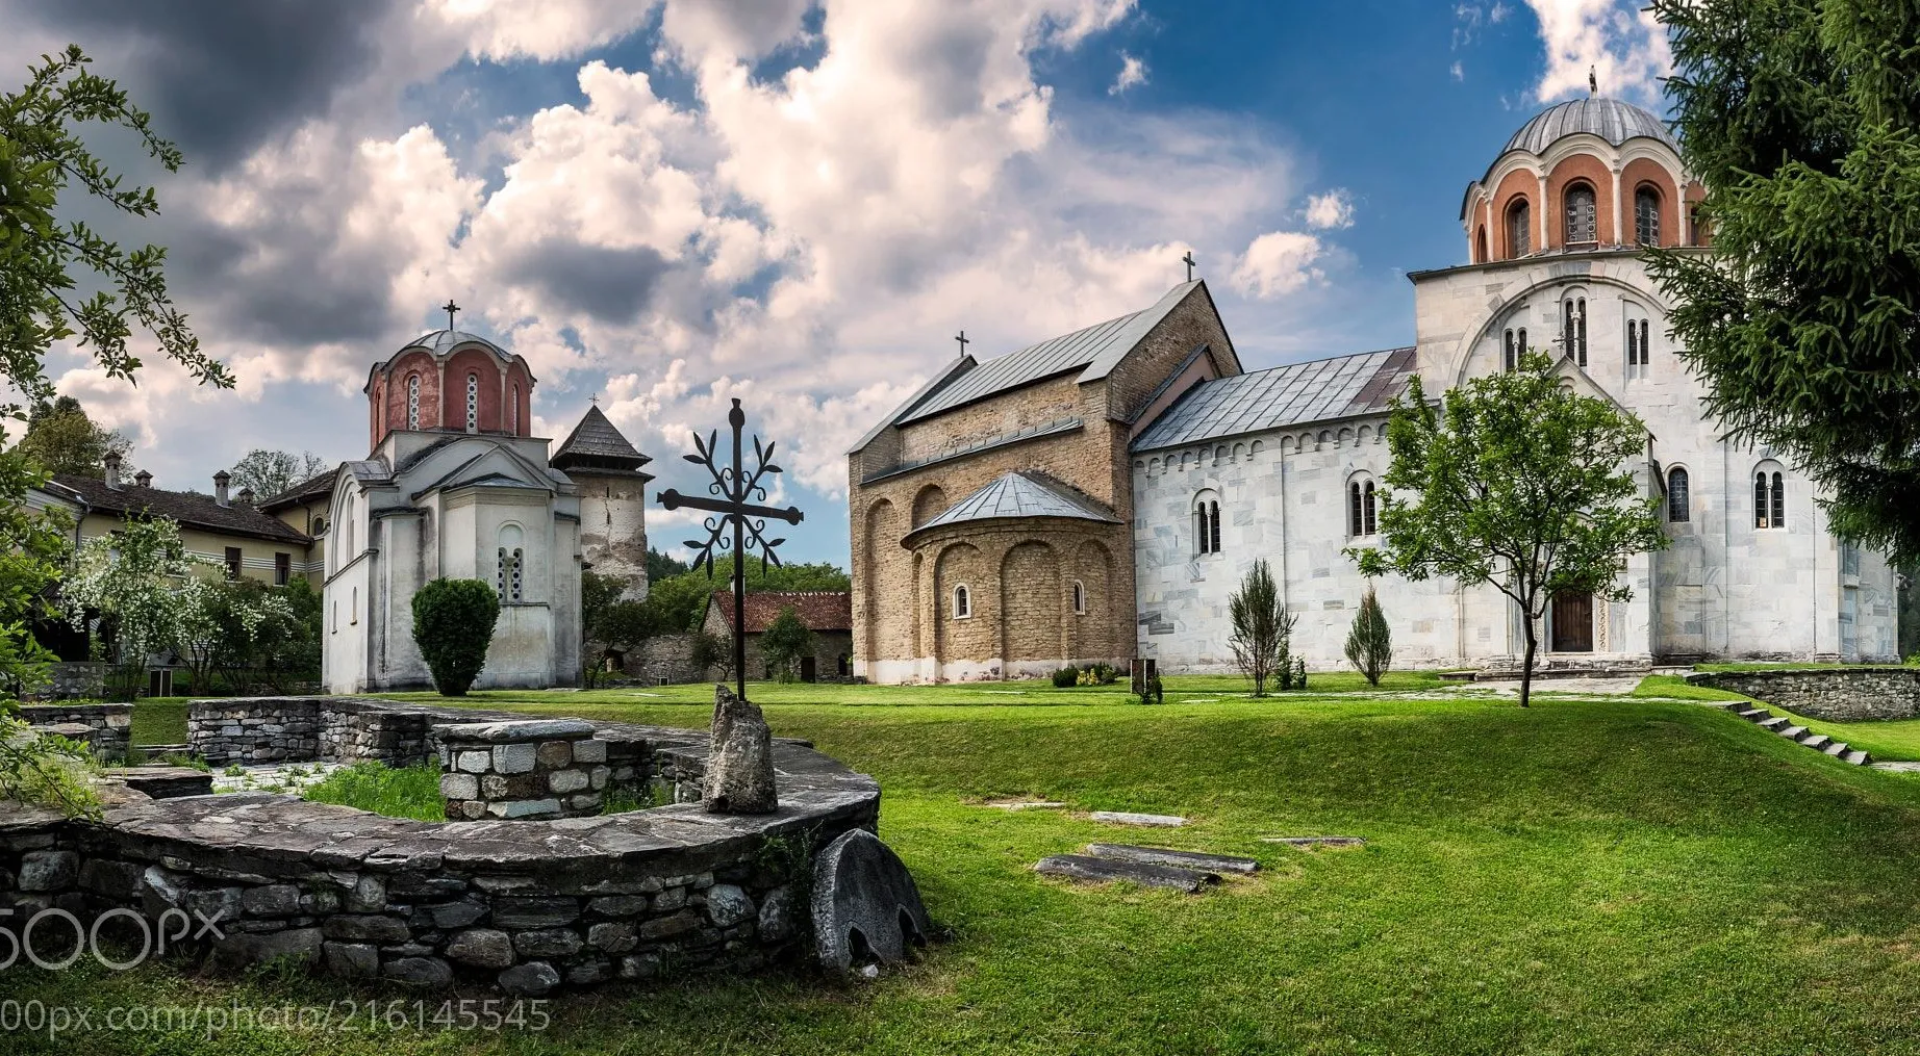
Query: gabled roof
52 473 313 545
706 591 853 634
908 470 1117 539
894 281 1206 426
258 466 339 512
550 405 652 476
1131 347 1417 452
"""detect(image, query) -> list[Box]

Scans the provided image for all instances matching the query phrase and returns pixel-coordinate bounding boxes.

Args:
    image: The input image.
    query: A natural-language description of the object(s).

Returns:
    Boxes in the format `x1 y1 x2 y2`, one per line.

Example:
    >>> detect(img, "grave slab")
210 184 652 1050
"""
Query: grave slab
1089 811 1186 827
1084 843 1258 874
1034 854 1217 892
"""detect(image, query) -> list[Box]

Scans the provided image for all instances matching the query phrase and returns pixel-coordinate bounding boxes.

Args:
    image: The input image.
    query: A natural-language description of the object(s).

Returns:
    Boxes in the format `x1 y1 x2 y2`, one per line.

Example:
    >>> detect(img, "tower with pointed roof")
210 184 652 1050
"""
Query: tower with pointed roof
551 404 653 601
322 326 651 692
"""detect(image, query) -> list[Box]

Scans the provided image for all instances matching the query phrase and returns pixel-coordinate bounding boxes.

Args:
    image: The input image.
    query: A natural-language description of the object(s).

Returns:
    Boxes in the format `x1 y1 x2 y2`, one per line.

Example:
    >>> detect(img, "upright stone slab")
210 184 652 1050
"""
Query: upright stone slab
435 719 607 820
704 685 777 814
811 829 931 973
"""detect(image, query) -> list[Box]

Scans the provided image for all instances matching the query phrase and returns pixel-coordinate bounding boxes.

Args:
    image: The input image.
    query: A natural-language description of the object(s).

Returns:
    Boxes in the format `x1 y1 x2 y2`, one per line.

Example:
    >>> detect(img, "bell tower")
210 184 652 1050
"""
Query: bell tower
550 404 653 600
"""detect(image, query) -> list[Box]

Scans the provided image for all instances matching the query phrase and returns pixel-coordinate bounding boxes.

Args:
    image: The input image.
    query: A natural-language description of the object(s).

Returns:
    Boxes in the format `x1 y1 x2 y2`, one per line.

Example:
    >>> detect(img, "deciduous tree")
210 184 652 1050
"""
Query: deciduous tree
1353 354 1667 707
228 448 329 500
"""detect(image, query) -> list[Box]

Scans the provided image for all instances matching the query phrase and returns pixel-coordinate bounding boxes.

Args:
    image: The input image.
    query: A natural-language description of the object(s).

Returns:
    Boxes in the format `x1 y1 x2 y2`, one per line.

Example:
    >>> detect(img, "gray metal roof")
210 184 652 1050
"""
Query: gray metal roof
910 470 1117 535
896 282 1201 425
1131 347 1417 452
1503 97 1676 155
403 329 509 357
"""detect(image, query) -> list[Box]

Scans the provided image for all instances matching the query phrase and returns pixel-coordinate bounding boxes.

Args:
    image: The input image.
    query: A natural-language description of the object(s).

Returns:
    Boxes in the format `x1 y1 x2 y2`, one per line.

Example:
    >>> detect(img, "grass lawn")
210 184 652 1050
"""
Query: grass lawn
20 682 1920 1055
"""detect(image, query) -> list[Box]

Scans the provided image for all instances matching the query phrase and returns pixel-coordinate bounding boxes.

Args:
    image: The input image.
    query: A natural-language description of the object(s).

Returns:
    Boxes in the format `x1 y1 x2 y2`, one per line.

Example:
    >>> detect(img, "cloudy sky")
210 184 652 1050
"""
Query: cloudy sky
3 0 1673 564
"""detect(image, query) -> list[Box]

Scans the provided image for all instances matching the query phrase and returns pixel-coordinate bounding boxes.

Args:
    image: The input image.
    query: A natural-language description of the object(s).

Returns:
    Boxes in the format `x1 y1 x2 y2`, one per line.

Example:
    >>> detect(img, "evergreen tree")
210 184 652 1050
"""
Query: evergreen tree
1648 0 1920 561
1344 587 1392 687
1227 559 1296 697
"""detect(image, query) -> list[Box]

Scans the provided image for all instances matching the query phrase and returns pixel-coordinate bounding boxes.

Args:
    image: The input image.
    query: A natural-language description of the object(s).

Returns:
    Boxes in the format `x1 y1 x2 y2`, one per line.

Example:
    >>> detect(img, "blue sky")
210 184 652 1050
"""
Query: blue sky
2 0 1673 567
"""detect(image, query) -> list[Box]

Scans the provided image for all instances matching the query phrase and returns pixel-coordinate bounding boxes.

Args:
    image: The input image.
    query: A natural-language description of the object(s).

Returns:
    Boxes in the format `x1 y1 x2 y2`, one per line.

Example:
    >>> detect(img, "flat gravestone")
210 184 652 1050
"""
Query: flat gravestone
1084 843 1258 874
1090 811 1186 827
1259 836 1366 848
812 829 932 973
984 800 1066 811
1034 854 1218 893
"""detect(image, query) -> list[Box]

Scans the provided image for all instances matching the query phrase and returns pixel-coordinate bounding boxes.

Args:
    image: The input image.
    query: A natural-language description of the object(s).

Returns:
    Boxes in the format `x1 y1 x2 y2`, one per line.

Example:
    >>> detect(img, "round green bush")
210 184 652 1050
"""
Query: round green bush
410 578 500 696
1051 666 1079 688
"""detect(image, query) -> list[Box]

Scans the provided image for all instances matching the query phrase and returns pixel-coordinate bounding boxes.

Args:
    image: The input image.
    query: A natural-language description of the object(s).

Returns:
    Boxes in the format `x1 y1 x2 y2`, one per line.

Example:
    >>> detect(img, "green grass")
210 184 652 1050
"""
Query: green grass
130 697 190 746
17 687 1920 1054
301 762 444 821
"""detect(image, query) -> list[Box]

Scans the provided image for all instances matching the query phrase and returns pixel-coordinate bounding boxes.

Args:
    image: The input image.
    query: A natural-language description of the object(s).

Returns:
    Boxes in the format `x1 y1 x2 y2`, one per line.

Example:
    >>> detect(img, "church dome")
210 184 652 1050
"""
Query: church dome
400 328 510 359
1502 97 1676 156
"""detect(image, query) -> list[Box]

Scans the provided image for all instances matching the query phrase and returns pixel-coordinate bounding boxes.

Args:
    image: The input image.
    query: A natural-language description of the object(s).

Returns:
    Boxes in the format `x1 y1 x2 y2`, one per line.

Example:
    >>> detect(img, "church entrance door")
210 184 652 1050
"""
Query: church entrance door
1550 592 1594 652
800 656 818 683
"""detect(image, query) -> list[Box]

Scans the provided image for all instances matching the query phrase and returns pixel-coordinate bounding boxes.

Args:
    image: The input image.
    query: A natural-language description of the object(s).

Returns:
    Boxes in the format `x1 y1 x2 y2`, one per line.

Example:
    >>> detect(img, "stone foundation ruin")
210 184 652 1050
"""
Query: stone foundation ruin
0 695 894 995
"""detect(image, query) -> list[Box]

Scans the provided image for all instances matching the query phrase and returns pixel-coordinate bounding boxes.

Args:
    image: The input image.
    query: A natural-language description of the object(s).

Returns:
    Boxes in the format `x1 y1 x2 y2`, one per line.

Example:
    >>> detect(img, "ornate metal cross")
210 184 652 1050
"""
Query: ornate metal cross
442 298 461 330
658 398 804 702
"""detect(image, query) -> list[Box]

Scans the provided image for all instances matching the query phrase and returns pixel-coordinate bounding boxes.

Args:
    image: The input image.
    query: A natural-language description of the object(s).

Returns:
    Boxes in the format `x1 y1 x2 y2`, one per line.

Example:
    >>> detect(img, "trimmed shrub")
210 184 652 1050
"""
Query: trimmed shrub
1051 666 1079 688
1344 587 1393 686
411 579 500 696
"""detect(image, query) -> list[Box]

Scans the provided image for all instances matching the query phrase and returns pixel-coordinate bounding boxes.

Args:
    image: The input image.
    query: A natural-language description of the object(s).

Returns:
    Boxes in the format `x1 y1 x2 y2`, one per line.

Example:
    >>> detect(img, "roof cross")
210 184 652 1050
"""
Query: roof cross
1182 250 1197 283
955 330 970 356
442 298 461 331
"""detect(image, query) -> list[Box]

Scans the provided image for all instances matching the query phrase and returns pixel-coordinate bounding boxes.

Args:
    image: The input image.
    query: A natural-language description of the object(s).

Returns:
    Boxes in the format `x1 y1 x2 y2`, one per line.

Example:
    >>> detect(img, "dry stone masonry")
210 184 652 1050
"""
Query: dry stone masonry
0 695 898 994
1688 668 1920 723
437 719 608 819
17 703 132 761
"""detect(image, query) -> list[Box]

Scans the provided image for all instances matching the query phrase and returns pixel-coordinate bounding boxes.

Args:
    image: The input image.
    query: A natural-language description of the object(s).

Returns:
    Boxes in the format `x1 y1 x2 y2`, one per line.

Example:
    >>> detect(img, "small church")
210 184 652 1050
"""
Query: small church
848 95 1902 682
322 324 651 693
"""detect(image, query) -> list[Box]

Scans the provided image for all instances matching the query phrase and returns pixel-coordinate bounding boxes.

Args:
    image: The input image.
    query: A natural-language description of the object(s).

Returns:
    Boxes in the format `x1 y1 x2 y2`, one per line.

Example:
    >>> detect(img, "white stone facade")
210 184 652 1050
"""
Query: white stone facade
1132 248 1899 671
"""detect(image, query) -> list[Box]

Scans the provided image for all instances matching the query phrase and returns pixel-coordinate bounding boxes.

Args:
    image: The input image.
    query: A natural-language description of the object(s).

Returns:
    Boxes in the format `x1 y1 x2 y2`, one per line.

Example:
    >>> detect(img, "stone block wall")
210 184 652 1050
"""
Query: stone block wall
437 719 610 819
18 703 132 761
42 662 107 700
0 698 883 995
1689 667 1920 722
622 632 705 685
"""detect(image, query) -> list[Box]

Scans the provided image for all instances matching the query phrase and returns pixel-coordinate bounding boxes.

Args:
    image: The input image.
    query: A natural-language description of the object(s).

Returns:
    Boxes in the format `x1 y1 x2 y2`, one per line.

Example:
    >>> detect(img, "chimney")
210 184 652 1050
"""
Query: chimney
134 470 152 488
103 451 122 490
237 487 255 507
214 470 231 508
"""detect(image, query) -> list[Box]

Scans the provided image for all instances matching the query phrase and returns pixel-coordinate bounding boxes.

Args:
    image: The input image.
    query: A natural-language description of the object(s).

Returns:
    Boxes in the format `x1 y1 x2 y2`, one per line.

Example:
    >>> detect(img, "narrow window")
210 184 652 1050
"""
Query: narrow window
1576 299 1587 366
511 547 524 602
1755 473 1770 529
1507 199 1531 257
1349 481 1364 536
1564 184 1596 244
274 552 290 586
1627 319 1639 371
953 585 971 619
224 546 242 580
1635 186 1661 246
1209 501 1221 554
1667 468 1690 522
1517 327 1528 367
406 374 420 429
350 586 358 625
1771 472 1785 528
1562 298 1587 366
1503 329 1517 372
509 384 519 434
1363 481 1377 536
331 601 337 634
497 546 509 601
1071 580 1086 615
1688 205 1707 246
466 373 479 432
1639 320 1650 363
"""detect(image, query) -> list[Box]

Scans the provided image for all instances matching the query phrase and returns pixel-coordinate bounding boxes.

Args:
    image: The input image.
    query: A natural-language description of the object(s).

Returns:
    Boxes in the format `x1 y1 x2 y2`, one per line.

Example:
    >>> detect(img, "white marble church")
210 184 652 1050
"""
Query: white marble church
849 96 1901 682
322 328 650 693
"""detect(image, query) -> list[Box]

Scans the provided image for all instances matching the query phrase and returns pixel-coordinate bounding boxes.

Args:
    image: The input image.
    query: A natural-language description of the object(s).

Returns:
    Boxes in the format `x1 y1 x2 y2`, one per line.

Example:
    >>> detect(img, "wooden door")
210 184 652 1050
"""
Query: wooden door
1551 592 1593 652
800 656 818 683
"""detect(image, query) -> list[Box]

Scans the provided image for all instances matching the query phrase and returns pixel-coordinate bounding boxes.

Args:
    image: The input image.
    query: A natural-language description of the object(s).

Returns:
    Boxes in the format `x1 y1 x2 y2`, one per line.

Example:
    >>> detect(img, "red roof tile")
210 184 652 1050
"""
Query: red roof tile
707 591 852 634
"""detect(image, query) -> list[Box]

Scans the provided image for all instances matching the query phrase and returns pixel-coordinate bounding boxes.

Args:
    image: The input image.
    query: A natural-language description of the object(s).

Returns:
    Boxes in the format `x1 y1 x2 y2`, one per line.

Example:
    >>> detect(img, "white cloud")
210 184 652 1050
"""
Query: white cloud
1522 0 1672 104
1230 231 1324 300
1109 52 1148 95
1451 60 1465 81
1304 189 1354 230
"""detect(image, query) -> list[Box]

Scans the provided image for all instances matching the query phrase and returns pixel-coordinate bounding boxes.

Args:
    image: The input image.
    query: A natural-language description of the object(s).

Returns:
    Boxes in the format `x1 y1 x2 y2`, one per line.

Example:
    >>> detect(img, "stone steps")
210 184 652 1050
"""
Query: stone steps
1725 700 1872 766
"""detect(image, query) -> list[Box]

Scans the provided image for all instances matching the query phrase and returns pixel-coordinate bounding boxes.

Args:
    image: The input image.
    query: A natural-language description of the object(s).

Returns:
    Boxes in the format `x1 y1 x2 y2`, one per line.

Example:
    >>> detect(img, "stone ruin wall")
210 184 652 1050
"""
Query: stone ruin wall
17 703 132 762
1689 668 1920 722
0 697 881 996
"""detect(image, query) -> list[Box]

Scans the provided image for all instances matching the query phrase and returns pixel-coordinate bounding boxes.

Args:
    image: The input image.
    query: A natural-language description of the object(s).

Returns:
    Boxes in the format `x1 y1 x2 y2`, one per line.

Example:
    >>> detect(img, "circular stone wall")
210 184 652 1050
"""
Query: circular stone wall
0 697 880 995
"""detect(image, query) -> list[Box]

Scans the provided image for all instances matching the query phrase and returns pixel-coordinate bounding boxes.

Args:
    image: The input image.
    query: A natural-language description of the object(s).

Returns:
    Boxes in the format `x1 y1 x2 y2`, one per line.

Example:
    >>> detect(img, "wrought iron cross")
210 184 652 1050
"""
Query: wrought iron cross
1182 250 1196 282
658 398 804 703
955 330 970 355
442 298 461 331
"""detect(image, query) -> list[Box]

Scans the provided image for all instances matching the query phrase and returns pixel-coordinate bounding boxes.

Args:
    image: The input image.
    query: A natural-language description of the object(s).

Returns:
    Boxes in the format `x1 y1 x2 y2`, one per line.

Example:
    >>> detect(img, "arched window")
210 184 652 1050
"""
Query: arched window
952 584 971 619
1503 327 1529 371
1562 295 1587 366
1475 226 1488 264
1071 580 1086 615
406 374 420 430
1755 467 1787 529
1564 183 1597 244
350 586 358 625
509 384 519 434
1348 478 1377 537
1666 467 1690 522
330 600 337 634
465 373 480 432
1194 492 1222 555
1626 310 1651 378
498 525 525 602
1688 204 1708 246
1635 186 1661 246
1507 199 1531 257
